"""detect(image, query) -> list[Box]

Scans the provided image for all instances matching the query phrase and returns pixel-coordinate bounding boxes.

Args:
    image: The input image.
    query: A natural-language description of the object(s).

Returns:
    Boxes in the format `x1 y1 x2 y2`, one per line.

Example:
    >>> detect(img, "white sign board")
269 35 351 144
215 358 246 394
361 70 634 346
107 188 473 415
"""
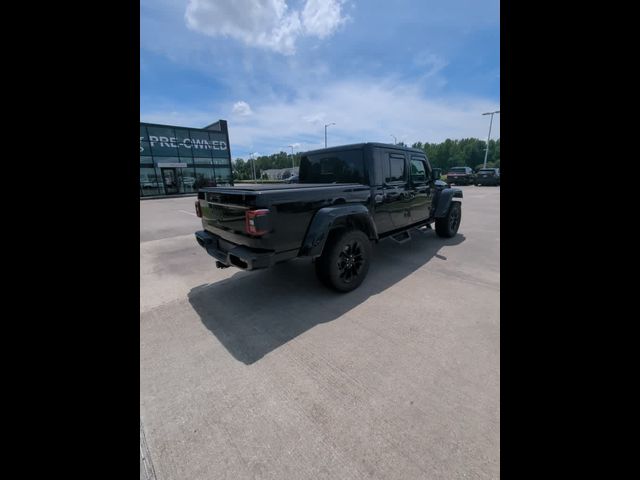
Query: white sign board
157 163 187 168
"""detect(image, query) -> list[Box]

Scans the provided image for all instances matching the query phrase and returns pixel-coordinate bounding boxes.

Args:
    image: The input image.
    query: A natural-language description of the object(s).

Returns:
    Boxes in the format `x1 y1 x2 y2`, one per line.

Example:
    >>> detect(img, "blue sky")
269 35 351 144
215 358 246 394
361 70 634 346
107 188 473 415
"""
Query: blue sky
140 0 500 159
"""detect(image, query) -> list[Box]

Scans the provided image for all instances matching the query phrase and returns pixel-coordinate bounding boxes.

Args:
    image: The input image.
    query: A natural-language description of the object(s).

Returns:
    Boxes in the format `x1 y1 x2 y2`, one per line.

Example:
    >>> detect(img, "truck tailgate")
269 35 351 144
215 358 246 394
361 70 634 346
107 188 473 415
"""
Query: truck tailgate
200 190 256 235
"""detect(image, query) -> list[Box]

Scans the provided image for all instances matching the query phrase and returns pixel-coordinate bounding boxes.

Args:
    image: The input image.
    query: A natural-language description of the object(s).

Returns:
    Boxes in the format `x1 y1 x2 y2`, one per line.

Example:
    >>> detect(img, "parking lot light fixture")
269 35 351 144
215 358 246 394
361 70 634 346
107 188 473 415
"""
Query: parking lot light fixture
482 110 500 169
324 123 335 148
288 144 296 169
250 152 259 182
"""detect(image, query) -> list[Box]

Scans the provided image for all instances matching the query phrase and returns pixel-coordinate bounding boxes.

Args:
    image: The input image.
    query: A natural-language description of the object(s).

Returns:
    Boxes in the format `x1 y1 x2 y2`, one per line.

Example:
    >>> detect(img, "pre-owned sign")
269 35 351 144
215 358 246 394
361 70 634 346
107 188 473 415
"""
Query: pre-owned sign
140 136 228 153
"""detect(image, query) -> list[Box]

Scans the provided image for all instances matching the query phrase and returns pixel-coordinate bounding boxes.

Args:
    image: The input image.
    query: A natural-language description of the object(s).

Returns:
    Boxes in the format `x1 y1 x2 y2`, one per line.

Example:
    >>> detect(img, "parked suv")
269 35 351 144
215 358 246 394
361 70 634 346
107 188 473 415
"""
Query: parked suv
475 168 500 186
446 166 475 185
194 143 463 292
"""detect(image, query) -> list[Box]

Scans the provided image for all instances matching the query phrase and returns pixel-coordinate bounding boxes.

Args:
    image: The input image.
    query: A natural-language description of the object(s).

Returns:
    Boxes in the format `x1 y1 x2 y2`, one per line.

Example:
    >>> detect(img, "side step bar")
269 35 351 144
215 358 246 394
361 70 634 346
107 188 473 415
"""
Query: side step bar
390 230 412 244
413 224 432 235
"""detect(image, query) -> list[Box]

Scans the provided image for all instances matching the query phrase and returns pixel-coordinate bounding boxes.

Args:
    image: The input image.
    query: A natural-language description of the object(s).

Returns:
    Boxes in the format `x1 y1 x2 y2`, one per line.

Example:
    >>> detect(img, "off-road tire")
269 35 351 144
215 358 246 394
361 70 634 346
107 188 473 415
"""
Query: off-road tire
435 201 461 238
315 229 372 292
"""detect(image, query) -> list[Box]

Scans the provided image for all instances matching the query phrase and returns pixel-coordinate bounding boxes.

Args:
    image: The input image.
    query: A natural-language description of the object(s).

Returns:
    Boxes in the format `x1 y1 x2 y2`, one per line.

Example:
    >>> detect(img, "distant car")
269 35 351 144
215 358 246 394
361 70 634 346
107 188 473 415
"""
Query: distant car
286 174 299 184
475 168 500 186
446 166 475 185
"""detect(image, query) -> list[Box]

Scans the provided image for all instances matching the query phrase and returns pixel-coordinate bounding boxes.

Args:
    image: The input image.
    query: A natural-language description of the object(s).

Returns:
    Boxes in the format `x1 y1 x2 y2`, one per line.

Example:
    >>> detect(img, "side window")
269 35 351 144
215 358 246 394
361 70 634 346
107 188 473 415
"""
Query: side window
387 153 406 183
372 148 389 185
410 157 427 183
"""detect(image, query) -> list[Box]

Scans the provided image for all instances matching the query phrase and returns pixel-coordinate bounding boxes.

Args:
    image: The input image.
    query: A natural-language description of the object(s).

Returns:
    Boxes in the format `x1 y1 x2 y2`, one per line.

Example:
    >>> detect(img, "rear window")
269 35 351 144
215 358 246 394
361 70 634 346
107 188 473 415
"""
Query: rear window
449 168 467 173
299 149 365 184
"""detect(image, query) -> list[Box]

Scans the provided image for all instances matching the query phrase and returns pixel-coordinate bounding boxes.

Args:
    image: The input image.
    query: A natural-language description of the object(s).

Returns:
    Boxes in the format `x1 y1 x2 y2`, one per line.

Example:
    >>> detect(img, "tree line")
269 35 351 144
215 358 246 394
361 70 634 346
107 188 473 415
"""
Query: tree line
232 137 500 180
410 138 500 171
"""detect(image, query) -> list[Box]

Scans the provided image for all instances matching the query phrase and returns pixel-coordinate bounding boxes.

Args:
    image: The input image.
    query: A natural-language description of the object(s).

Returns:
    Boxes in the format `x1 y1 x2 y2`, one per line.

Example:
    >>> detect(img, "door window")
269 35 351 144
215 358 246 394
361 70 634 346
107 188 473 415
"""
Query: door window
387 154 406 183
410 158 427 183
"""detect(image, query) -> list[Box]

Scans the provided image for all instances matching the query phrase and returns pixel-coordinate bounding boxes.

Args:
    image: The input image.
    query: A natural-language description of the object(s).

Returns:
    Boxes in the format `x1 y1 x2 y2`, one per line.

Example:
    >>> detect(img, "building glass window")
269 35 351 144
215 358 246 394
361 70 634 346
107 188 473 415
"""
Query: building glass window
189 130 213 158
140 167 162 196
174 128 194 159
140 125 150 155
214 166 232 184
148 126 179 157
194 167 216 189
209 131 229 158
140 140 151 155
180 166 197 194
194 157 213 165
212 157 229 166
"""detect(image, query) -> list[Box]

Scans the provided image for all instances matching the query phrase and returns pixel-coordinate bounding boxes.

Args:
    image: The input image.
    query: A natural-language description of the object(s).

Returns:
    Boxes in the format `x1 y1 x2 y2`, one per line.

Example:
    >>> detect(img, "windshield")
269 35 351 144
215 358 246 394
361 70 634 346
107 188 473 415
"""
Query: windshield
449 168 467 173
299 149 365 184
478 169 496 174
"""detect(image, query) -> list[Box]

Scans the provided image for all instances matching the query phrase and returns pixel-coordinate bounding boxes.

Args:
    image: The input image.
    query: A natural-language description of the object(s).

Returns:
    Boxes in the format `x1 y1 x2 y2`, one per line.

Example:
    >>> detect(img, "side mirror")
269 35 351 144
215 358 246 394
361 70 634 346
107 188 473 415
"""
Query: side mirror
431 170 440 181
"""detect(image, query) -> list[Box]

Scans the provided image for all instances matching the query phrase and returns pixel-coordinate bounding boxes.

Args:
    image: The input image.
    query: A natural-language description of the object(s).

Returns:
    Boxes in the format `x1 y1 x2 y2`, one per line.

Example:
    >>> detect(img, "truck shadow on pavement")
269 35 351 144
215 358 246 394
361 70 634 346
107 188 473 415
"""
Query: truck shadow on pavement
188 230 465 365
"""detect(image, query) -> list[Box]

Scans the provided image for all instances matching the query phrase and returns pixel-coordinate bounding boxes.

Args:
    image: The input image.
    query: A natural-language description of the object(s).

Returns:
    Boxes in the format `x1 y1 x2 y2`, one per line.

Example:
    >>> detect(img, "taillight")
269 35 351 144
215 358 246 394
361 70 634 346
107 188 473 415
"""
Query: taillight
245 209 270 236
195 201 202 218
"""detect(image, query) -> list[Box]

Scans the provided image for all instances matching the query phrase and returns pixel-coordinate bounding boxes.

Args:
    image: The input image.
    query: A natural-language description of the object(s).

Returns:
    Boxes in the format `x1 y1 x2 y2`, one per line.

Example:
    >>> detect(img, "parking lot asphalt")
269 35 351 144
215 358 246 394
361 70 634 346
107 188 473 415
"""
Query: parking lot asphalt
140 186 500 480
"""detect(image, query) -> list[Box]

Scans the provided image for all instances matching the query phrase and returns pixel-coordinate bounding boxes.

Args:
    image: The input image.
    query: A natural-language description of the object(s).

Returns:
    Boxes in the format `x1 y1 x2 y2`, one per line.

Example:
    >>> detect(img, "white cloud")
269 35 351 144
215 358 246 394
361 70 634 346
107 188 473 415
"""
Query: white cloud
301 113 326 124
184 0 347 55
232 101 253 116
413 51 448 79
302 0 347 38
141 78 500 158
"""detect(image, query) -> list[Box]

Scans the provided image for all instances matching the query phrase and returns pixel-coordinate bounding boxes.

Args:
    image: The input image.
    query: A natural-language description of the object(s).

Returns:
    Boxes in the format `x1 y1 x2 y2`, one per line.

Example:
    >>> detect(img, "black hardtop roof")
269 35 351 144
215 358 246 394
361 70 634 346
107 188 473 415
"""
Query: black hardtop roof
302 142 426 156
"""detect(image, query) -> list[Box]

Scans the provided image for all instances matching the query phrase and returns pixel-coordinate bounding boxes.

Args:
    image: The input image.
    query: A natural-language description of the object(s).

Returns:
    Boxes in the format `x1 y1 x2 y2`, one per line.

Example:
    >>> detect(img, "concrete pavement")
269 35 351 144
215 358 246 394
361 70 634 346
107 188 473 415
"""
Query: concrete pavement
140 186 500 479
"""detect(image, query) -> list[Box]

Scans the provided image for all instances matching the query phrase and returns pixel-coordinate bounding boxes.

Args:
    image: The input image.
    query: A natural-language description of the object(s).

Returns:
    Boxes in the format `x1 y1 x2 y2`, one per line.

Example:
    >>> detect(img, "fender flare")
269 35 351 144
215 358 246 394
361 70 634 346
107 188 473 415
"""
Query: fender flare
299 204 378 258
434 188 463 218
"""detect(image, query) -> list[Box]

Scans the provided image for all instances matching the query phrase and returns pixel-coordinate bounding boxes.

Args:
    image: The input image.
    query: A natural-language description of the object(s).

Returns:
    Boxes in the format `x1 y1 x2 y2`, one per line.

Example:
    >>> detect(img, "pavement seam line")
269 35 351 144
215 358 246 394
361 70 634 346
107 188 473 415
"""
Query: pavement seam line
140 419 158 480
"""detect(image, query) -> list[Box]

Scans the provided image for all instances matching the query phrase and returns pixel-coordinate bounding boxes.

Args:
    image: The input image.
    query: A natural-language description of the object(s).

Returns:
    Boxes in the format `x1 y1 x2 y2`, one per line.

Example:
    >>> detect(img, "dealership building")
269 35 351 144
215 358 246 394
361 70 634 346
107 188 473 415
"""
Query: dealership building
140 119 233 198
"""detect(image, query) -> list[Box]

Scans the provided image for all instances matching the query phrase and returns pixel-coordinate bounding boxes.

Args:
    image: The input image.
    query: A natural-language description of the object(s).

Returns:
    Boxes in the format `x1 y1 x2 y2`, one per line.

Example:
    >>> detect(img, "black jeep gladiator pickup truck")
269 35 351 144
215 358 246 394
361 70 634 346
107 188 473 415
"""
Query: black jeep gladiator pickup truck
194 143 463 292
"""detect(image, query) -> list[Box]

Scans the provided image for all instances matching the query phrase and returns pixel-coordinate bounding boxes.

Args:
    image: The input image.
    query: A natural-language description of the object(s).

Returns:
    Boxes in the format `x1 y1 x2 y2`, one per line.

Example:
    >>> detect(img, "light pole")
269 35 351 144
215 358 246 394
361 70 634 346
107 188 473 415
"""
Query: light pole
324 123 335 148
287 144 296 170
482 110 500 168
249 152 258 182
390 134 397 145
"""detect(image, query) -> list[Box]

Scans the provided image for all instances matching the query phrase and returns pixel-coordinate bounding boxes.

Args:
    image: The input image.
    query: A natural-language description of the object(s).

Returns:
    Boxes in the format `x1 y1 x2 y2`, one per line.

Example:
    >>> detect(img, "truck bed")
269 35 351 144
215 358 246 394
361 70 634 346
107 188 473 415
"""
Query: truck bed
197 183 371 253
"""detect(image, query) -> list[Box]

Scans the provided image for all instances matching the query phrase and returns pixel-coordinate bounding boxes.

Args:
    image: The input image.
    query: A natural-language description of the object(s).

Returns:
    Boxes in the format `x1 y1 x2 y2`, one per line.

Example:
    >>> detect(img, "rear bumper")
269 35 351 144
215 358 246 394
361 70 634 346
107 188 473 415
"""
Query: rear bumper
447 176 473 184
195 230 276 270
